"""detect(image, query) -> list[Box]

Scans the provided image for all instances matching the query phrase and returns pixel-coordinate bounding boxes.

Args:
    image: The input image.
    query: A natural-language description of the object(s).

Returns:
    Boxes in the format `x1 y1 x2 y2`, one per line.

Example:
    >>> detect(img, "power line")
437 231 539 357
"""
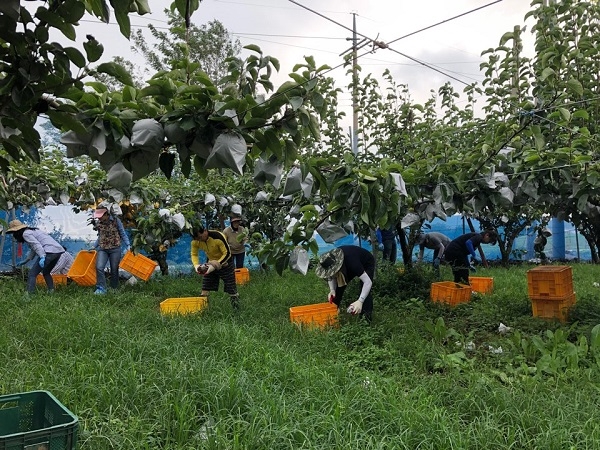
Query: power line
287 0 481 87
233 33 346 40
386 0 503 47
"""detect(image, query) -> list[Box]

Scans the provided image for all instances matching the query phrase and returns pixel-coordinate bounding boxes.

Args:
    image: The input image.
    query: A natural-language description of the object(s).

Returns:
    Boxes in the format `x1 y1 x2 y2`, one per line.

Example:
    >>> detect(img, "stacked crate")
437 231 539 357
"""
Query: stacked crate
526 266 575 322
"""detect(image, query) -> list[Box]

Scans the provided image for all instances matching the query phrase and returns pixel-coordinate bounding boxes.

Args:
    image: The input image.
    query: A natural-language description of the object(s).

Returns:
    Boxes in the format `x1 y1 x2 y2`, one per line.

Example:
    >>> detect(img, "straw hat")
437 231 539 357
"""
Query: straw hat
315 248 344 279
6 219 27 233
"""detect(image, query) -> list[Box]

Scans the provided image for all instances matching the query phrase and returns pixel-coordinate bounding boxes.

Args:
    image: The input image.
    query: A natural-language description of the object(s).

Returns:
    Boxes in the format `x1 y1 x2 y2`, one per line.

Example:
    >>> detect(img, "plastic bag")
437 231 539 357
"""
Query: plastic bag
289 246 309 276
204 132 247 175
253 156 283 188
316 220 348 243
282 167 302 195
131 119 165 153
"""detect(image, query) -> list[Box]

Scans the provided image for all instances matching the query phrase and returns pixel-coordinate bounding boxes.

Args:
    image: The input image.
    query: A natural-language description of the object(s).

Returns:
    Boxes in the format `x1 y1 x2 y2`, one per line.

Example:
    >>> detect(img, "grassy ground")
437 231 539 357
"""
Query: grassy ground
1 262 600 449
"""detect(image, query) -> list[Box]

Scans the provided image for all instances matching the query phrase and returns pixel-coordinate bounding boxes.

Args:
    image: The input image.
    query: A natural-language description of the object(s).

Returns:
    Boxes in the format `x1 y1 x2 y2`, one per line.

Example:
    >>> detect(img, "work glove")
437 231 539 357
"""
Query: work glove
433 257 441 269
328 291 336 304
347 299 364 315
378 243 384 251
469 258 477 273
195 264 206 274
39 257 45 268
205 264 216 275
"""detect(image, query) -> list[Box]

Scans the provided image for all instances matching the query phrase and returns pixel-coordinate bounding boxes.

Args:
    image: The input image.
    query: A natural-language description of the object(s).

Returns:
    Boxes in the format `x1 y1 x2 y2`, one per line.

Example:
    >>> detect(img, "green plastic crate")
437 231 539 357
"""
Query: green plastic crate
0 390 78 450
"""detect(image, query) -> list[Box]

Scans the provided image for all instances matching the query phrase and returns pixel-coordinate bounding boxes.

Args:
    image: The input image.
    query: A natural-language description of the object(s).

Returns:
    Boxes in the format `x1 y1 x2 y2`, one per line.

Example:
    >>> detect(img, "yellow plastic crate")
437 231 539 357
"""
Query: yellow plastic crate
160 297 207 315
119 251 157 281
527 265 574 300
67 251 97 286
289 302 338 329
235 268 250 285
531 292 576 322
36 274 68 287
469 276 494 295
430 281 471 306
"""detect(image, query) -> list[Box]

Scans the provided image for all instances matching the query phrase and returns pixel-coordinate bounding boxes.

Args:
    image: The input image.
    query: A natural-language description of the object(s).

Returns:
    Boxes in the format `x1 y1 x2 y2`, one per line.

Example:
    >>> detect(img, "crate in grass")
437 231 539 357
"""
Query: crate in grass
0 390 78 450
430 281 471 306
527 265 573 300
36 274 68 287
160 297 208 316
235 268 250 285
289 302 338 329
67 250 96 286
469 276 494 295
119 251 157 281
531 292 576 322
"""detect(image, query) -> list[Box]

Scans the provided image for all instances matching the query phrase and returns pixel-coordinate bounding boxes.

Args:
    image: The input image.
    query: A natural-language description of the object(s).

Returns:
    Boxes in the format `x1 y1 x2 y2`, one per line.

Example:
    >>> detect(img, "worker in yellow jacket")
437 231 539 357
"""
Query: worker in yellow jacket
191 225 239 310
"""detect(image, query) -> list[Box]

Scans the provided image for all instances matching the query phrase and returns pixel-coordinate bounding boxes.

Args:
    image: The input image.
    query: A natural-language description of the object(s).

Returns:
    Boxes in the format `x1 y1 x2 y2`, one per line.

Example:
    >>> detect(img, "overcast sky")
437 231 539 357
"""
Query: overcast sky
54 0 536 128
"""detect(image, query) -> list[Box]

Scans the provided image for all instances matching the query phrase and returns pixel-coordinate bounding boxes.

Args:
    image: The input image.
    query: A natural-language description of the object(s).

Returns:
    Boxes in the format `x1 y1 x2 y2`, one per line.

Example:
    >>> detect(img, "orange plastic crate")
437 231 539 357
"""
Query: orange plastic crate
235 268 250 285
67 251 97 286
289 302 338 329
531 292 576 322
119 251 157 281
160 297 208 315
36 274 68 287
527 266 573 300
469 276 494 295
430 281 471 306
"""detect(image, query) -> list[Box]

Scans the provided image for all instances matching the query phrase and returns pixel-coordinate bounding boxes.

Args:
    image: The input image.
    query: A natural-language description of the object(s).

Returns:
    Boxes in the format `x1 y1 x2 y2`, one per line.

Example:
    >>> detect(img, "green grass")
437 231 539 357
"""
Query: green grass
2 263 600 449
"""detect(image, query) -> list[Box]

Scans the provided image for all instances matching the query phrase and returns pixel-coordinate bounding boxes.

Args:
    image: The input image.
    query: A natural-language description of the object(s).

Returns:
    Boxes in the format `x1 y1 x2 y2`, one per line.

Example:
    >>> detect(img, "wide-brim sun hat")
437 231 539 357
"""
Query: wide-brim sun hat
6 219 27 233
315 248 344 279
93 208 108 218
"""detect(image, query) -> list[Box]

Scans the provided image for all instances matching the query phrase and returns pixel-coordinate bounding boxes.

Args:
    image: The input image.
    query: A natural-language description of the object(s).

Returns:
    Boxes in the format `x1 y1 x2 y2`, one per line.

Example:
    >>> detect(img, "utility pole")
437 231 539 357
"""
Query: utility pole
351 12 359 155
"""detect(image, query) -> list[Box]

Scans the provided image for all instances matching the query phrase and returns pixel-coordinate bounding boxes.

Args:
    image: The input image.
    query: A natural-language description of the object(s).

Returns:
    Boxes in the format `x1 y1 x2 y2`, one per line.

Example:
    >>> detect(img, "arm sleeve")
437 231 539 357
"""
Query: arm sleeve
438 243 446 258
116 218 130 247
23 249 35 263
465 239 477 259
376 229 383 245
191 240 201 267
357 272 373 302
328 278 337 293
23 232 45 258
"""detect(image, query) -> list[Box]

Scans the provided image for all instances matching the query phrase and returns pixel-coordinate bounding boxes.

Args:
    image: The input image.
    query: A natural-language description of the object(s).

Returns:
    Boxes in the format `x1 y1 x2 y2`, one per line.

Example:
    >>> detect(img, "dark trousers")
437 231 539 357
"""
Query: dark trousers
27 252 62 293
232 252 245 269
382 239 397 263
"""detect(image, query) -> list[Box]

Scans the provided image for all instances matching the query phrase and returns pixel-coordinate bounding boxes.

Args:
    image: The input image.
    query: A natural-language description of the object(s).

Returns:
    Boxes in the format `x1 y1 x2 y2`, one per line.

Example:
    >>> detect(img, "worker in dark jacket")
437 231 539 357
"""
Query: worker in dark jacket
315 245 376 322
443 230 497 284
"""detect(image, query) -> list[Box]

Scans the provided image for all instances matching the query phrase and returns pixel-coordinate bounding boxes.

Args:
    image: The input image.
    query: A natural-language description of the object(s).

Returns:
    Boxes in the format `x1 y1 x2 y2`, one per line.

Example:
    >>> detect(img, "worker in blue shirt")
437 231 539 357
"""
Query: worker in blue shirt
443 230 497 284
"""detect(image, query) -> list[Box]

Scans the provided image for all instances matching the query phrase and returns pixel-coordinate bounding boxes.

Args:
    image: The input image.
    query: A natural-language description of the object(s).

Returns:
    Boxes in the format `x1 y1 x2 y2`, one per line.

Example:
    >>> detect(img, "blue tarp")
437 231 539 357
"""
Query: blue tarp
0 207 591 272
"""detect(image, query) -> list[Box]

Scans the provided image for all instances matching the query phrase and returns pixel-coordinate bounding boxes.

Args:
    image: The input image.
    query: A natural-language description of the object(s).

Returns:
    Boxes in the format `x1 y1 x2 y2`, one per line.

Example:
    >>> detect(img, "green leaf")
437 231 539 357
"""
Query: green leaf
308 114 321 141
289 97 303 111
45 110 87 134
499 31 514 46
572 110 589 120
56 0 86 22
244 44 262 55
83 37 104 62
64 47 86 68
96 62 134 86
558 107 571 122
566 78 584 97
276 81 299 95
540 67 555 81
